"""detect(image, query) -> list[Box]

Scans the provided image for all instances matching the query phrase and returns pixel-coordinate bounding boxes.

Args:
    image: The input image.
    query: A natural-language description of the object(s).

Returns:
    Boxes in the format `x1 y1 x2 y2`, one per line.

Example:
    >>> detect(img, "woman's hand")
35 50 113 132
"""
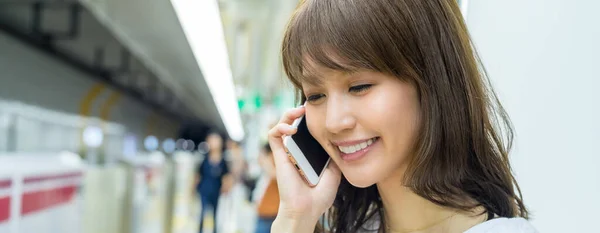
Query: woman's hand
268 106 342 232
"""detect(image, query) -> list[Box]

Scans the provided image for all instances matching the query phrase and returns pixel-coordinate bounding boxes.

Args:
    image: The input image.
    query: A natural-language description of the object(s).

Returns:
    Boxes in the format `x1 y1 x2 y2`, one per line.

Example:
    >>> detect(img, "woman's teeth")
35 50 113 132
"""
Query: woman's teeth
338 138 375 154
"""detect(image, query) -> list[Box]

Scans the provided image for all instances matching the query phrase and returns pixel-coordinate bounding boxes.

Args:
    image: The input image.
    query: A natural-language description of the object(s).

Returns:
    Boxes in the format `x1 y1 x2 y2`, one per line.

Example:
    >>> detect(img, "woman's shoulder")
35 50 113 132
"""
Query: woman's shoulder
464 217 538 233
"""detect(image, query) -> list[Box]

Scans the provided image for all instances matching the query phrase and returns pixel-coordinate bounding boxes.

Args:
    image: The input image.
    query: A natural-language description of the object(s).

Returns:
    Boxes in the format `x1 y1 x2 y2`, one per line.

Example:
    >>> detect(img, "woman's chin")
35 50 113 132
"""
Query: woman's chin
339 159 387 188
344 172 379 188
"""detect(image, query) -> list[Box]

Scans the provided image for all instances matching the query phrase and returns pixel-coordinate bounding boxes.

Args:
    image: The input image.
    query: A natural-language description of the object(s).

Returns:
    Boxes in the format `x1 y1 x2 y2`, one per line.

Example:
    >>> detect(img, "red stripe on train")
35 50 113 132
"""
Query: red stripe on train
20 185 77 216
0 179 12 223
23 172 82 184
0 196 10 223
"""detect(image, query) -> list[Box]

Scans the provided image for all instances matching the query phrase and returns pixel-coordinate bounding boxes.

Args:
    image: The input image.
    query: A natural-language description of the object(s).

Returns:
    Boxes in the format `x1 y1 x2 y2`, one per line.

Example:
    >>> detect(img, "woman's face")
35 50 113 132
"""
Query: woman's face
303 69 421 188
207 133 223 153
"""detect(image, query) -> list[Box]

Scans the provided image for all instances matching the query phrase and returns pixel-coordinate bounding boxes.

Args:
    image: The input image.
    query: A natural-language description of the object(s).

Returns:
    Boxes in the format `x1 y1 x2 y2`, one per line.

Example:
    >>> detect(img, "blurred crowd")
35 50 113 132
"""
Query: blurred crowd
193 129 279 233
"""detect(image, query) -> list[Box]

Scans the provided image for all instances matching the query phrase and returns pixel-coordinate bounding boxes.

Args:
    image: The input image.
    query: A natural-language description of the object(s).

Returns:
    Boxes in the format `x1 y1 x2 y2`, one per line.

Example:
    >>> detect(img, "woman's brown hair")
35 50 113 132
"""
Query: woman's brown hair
281 0 528 232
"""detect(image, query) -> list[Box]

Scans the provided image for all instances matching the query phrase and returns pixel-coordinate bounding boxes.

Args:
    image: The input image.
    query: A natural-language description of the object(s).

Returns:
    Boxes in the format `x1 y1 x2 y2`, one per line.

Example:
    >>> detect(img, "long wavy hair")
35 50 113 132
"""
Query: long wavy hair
281 0 528 232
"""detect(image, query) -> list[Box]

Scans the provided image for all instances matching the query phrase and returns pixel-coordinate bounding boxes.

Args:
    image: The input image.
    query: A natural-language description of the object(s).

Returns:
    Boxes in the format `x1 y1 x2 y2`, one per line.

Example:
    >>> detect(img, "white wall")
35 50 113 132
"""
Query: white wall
466 0 600 232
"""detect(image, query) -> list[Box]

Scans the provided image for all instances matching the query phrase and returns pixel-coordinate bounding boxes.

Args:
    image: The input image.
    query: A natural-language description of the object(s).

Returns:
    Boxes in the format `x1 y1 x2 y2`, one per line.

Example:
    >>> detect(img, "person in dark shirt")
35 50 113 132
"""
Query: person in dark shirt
195 131 231 233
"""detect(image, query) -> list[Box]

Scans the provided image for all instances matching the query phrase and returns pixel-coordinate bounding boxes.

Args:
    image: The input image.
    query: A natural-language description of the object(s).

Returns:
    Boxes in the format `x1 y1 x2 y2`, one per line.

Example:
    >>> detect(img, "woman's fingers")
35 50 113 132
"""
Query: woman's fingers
268 123 296 167
269 123 299 138
268 106 307 185
279 106 305 124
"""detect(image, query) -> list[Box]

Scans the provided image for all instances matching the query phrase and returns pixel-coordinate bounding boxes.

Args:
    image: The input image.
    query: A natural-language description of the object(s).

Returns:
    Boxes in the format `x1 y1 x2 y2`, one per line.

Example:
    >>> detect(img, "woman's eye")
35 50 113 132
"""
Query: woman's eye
306 94 325 102
349 84 373 93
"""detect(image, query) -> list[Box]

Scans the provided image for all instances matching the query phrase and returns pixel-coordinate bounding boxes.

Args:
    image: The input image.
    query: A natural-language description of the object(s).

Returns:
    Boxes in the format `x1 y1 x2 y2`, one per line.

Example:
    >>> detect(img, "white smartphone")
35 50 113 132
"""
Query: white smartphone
283 114 331 186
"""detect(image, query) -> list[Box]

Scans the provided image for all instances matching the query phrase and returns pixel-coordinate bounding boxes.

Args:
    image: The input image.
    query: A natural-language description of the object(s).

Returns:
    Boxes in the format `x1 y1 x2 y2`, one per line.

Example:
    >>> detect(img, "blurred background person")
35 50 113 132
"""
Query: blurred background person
253 143 280 233
225 140 248 182
216 139 250 233
195 131 231 233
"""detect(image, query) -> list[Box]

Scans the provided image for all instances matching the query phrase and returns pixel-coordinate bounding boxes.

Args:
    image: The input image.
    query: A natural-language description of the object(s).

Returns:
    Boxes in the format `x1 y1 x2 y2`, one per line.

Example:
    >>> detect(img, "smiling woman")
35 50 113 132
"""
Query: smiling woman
300 70 421 190
268 0 537 233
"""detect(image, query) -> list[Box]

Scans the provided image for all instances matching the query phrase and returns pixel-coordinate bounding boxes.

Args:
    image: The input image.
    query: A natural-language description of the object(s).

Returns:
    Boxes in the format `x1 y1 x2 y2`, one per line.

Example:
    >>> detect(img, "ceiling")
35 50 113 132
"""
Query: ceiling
218 0 299 114
0 0 223 130
0 0 299 137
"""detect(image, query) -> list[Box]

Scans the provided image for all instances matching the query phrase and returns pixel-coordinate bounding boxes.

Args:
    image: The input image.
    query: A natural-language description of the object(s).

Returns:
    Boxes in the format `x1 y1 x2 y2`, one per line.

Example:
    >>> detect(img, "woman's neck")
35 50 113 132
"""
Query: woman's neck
376 167 478 233
208 151 221 161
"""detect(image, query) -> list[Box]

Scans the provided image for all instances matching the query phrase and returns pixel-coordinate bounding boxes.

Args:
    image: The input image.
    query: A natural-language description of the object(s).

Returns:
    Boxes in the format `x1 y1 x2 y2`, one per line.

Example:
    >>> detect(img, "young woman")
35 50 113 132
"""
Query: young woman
268 0 537 232
195 131 230 233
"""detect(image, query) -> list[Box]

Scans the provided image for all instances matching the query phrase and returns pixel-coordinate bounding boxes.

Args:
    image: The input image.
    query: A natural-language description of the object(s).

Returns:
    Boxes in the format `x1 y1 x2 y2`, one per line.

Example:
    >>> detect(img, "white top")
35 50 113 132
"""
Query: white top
357 217 537 233
465 218 538 233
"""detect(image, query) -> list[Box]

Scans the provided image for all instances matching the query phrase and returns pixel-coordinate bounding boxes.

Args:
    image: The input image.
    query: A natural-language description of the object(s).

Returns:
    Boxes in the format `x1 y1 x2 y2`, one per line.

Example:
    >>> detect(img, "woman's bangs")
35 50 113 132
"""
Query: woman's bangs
282 1 387 88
